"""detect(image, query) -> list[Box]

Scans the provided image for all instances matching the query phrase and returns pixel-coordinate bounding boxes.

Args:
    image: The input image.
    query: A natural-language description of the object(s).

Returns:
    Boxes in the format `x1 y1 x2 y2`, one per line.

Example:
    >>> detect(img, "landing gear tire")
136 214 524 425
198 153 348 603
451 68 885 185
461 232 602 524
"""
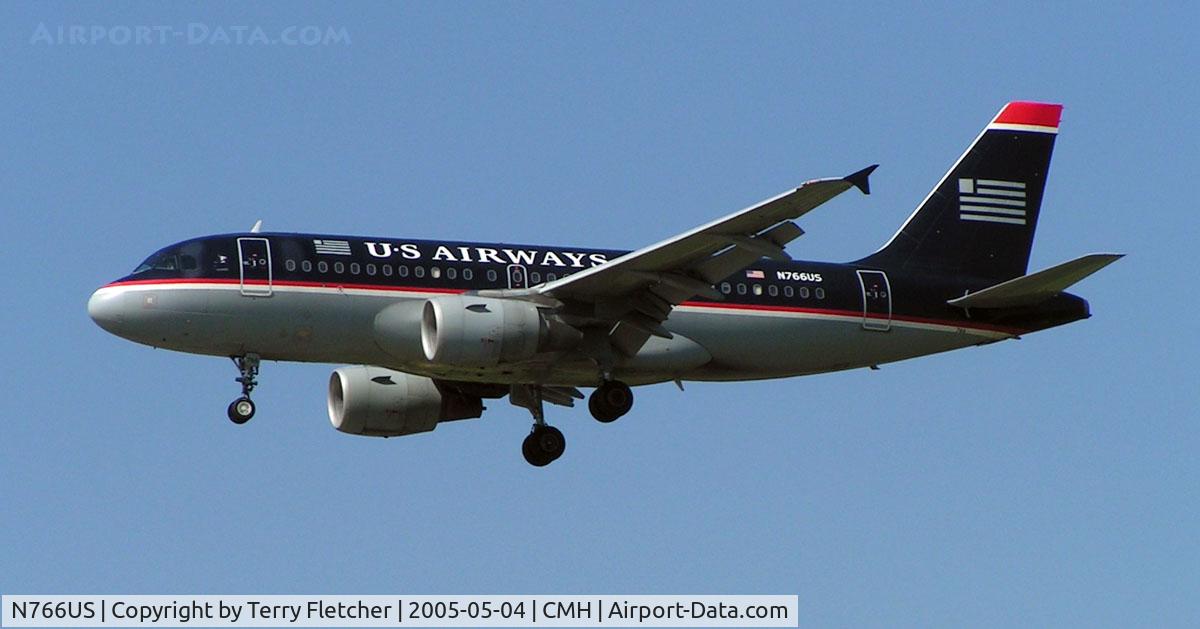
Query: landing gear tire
589 380 633 423
227 354 261 425
522 425 566 467
227 397 255 424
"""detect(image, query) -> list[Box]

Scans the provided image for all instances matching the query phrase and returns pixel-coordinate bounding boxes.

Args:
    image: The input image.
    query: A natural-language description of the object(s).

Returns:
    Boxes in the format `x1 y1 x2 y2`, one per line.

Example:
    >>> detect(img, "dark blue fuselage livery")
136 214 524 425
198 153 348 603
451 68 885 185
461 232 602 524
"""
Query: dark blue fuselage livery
118 233 1088 335
88 102 1117 467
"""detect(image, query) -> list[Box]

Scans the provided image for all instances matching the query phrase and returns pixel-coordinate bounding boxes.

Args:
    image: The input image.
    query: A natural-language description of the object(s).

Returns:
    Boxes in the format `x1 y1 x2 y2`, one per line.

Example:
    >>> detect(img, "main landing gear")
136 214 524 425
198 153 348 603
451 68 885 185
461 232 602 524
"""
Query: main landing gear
588 380 633 423
511 386 565 467
512 379 633 467
227 354 260 425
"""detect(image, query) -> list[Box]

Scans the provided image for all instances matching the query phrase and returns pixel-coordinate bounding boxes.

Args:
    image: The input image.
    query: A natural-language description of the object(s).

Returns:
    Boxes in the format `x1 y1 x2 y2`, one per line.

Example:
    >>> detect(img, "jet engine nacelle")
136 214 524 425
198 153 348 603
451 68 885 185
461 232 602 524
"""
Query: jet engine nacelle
327 366 482 437
420 295 581 367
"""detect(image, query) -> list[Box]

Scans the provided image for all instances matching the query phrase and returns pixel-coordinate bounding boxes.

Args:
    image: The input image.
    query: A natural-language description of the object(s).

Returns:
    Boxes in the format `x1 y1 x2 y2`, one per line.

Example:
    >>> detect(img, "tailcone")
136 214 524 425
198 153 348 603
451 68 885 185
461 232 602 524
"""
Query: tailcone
970 293 1091 334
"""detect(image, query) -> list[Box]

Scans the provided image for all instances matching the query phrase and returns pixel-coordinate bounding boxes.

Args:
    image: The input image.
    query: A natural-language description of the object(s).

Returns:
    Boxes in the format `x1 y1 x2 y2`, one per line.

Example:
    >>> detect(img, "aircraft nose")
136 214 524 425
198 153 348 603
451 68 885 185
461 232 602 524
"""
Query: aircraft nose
87 287 127 334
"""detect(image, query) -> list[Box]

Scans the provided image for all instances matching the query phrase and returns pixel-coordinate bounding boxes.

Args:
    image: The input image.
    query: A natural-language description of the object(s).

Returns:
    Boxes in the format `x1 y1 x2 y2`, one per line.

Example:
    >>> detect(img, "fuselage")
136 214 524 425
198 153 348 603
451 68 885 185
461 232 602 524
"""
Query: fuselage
88 232 1090 387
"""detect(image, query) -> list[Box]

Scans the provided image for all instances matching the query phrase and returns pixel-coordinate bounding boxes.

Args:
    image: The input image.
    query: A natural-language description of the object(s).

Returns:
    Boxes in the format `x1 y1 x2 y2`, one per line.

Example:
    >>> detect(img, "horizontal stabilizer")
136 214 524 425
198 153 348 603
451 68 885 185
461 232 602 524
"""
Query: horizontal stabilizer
948 253 1123 309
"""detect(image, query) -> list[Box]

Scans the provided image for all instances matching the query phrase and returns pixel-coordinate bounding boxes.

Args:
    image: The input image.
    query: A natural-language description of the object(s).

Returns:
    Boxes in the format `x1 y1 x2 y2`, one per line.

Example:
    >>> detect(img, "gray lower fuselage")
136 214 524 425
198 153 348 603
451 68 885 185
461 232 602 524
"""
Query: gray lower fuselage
90 278 1012 387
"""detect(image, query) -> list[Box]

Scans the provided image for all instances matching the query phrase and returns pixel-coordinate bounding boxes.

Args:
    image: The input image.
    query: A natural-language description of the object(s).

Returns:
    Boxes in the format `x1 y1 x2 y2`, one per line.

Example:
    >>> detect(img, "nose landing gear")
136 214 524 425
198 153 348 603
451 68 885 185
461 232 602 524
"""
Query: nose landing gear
227 354 260 424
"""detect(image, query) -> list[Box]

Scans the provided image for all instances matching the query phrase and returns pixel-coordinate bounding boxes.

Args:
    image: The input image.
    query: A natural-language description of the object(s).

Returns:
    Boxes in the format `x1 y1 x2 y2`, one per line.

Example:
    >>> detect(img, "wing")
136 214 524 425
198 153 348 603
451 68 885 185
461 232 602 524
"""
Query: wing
535 165 877 356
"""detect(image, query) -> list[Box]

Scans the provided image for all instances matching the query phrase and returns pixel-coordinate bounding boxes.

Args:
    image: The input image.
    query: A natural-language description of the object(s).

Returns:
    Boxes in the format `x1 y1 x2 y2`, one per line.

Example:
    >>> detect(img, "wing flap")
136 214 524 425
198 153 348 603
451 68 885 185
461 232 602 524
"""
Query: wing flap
948 253 1123 309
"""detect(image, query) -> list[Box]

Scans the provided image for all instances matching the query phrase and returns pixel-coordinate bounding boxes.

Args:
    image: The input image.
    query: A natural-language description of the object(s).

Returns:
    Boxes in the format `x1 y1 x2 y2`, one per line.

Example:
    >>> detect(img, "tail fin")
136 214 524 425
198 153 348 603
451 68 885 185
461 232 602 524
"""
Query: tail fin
858 102 1063 285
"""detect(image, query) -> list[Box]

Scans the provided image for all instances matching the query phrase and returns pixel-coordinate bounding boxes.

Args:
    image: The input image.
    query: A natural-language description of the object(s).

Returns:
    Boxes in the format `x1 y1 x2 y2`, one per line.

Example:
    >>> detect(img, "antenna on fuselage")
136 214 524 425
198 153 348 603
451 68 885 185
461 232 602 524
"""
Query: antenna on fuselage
249 219 263 233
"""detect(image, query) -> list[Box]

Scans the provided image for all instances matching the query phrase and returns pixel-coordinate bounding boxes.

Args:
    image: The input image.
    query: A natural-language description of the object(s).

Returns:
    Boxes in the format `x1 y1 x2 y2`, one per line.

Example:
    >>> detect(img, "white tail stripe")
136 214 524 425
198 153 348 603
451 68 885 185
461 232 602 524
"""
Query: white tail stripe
976 179 1026 189
960 205 1027 217
987 122 1059 134
959 196 1026 207
973 188 1026 199
961 213 1026 225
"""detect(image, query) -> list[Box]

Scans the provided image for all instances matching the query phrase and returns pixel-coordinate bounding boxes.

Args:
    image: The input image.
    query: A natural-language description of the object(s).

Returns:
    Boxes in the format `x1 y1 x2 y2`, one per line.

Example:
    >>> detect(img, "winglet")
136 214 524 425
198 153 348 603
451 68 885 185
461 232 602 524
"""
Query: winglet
844 164 878 195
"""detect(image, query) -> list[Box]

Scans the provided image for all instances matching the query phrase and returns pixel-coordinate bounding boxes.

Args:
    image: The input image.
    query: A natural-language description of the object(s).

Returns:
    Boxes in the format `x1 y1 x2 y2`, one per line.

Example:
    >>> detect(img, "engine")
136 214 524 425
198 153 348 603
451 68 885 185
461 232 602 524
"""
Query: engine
419 295 581 367
327 366 483 437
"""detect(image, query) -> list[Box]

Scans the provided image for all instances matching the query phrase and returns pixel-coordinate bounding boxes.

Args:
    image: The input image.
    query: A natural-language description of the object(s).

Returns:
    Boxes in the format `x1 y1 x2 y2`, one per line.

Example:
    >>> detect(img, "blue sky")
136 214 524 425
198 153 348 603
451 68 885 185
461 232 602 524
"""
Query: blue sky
1 2 1196 627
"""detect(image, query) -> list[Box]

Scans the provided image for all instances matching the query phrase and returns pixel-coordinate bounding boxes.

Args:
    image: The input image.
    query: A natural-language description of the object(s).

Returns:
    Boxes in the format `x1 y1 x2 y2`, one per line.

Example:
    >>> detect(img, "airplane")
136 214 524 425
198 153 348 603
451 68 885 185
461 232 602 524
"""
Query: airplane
88 101 1120 467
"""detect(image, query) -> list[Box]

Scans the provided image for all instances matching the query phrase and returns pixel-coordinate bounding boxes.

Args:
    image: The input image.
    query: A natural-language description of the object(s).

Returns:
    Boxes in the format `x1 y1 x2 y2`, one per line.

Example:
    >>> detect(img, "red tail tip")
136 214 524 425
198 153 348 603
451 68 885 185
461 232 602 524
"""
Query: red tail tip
994 101 1063 128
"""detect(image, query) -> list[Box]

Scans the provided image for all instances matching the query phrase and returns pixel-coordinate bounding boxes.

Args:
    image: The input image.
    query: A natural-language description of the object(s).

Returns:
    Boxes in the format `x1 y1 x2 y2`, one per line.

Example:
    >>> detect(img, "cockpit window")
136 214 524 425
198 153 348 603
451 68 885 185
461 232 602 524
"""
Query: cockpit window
132 252 179 274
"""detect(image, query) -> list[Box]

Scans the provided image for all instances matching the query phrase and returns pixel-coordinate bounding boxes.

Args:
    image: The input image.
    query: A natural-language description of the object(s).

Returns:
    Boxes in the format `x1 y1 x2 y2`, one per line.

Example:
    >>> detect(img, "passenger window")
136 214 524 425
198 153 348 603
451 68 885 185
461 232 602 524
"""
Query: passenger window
768 285 778 297
752 284 763 296
317 261 329 273
783 286 794 298
302 260 312 273
720 282 731 294
737 283 747 295
366 263 376 276
487 269 498 282
530 271 541 283
447 268 457 280
546 272 557 282
285 259 296 272
815 288 826 300
463 269 474 281
350 262 360 275
799 287 810 298
382 264 393 276
430 267 441 279
414 266 425 278
334 261 345 274
398 265 409 277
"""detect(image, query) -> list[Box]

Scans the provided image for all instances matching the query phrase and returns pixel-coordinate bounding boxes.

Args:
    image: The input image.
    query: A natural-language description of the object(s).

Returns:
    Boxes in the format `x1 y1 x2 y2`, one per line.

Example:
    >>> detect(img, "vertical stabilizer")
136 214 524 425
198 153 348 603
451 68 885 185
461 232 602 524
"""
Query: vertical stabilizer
858 102 1062 285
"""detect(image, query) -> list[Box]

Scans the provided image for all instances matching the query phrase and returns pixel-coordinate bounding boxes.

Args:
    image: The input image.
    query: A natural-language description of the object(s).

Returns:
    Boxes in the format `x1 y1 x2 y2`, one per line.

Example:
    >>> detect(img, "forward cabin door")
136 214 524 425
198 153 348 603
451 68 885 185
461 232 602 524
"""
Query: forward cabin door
237 237 273 297
856 269 891 331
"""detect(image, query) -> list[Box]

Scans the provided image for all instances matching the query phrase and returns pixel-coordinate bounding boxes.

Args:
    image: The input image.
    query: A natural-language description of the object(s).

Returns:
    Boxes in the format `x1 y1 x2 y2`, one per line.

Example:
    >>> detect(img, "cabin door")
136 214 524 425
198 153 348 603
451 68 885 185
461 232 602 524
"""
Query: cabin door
856 269 891 331
237 237 273 297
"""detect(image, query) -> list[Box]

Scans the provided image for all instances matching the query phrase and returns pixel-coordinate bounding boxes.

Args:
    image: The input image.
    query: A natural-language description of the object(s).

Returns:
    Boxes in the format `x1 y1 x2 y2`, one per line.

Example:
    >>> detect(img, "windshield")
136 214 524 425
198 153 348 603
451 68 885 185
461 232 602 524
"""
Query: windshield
131 251 198 275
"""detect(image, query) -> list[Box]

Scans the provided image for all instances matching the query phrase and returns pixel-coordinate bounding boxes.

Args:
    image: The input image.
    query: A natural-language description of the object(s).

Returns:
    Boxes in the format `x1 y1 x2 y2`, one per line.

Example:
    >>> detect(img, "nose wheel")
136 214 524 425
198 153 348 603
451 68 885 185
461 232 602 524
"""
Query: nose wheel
227 354 260 425
227 397 255 424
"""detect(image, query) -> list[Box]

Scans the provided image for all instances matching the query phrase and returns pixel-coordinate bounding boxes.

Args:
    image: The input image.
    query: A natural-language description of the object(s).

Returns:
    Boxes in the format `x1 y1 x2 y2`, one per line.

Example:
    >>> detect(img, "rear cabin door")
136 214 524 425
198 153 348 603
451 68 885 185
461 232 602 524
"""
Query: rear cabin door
856 269 891 331
238 237 272 297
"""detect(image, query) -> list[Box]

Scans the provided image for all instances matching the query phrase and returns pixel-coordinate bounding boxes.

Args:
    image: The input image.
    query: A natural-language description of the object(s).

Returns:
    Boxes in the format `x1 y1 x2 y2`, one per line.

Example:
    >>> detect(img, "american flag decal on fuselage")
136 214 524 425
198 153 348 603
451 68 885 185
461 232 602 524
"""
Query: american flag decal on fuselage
958 178 1027 225
313 239 352 255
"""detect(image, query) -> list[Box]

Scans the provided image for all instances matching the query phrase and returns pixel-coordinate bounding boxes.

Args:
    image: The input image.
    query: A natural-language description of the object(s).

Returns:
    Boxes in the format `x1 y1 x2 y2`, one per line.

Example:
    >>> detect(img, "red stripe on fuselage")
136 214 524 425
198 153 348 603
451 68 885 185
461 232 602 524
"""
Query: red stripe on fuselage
101 278 1024 335
103 277 465 294
676 300 1023 334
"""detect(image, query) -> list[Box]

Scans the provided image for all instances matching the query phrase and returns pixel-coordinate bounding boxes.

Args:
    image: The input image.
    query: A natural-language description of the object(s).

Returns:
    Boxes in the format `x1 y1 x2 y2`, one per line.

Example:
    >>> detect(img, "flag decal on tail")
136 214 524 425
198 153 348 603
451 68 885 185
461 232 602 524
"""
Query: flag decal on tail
958 178 1028 225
